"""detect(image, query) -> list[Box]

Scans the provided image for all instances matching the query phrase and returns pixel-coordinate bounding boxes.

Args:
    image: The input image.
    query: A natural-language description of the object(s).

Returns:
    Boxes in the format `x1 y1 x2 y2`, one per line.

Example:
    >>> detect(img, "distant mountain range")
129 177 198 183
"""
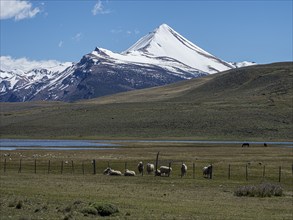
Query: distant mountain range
0 24 256 102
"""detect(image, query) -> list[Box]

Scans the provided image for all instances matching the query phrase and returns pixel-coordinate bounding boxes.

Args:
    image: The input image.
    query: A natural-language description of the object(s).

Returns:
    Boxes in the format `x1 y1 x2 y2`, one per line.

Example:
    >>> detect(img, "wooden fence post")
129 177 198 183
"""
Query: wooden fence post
18 159 22 173
82 161 85 175
168 162 172 177
193 163 195 179
34 159 37 174
278 166 281 182
228 164 231 180
125 162 127 172
181 162 183 178
155 152 160 176
210 164 213 179
93 159 96 175
61 161 63 174
245 164 248 181
71 160 74 174
4 158 6 173
142 162 144 176
48 160 51 174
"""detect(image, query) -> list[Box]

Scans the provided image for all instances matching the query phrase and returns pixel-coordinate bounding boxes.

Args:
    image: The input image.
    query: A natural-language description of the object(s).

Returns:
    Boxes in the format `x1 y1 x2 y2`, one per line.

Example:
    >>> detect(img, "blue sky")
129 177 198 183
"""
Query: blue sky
1 0 292 64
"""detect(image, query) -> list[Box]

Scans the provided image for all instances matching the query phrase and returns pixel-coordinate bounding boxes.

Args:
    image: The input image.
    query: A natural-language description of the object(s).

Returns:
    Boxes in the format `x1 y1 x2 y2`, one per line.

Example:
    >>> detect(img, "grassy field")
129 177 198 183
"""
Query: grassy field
0 142 292 219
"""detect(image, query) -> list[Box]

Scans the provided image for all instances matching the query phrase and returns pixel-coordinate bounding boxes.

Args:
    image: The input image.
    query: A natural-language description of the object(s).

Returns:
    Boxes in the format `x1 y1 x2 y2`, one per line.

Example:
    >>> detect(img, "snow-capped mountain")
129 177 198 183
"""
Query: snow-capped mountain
123 24 234 73
1 24 242 102
0 56 73 101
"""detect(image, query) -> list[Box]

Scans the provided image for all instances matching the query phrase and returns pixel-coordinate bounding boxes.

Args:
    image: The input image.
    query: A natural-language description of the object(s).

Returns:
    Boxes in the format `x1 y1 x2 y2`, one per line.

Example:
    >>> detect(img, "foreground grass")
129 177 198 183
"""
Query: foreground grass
0 143 292 219
1 173 292 220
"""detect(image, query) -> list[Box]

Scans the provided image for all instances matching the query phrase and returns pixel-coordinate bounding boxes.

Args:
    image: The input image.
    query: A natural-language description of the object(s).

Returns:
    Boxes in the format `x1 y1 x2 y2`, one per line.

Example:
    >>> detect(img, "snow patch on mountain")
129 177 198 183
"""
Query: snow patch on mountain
229 61 257 68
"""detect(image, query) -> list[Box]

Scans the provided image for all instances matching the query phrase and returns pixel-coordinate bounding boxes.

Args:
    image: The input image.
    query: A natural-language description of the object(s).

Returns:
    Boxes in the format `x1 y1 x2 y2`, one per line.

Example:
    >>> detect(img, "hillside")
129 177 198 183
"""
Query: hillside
84 62 292 104
0 62 292 141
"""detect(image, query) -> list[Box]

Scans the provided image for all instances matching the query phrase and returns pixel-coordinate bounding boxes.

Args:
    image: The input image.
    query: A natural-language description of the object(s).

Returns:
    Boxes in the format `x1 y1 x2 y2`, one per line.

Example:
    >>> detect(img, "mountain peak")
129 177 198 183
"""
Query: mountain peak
123 24 234 73
123 23 175 54
156 23 172 31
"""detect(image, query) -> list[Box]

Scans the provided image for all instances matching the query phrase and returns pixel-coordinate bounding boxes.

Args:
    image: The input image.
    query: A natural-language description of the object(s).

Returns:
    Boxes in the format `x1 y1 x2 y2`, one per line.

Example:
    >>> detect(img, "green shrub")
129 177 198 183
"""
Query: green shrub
81 202 119 216
81 206 98 216
92 203 119 216
63 205 71 213
234 182 283 197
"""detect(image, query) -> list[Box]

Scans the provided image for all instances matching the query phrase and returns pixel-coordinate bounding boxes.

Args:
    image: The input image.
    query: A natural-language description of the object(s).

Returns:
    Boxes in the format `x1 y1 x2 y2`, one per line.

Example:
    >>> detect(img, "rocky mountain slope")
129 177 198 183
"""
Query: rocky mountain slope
1 24 252 102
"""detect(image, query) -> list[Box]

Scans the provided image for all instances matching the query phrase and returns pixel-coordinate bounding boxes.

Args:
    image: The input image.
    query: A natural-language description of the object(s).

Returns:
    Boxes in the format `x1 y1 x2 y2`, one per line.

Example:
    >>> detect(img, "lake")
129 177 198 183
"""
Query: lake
0 139 119 151
0 139 292 151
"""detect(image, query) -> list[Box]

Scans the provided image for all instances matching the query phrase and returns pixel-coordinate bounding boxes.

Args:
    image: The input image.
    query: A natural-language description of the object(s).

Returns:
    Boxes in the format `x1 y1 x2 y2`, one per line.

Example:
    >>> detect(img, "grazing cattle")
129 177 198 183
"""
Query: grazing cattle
159 166 172 176
124 169 136 176
137 161 144 174
264 143 268 147
203 165 212 179
181 163 187 177
103 167 122 176
242 143 250 147
146 163 155 174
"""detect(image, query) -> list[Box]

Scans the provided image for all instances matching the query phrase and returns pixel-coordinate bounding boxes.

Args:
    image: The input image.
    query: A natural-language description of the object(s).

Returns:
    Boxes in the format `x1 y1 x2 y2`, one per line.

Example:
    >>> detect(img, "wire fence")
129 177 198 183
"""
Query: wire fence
1 158 292 183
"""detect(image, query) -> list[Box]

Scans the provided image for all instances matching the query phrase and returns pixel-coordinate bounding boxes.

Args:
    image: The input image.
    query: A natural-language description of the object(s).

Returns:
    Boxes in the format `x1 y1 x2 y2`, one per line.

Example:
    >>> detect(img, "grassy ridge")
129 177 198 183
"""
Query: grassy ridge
0 62 292 140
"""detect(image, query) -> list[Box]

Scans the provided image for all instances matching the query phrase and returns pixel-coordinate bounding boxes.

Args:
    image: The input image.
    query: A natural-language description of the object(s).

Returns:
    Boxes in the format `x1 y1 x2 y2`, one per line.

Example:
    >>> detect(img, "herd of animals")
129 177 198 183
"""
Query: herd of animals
103 162 213 178
102 143 261 177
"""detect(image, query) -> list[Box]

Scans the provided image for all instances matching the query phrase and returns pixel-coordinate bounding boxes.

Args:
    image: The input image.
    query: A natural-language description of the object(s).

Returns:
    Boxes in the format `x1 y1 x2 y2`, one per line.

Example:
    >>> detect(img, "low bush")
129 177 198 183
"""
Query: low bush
84 202 119 216
234 182 283 197
81 206 98 216
95 203 119 216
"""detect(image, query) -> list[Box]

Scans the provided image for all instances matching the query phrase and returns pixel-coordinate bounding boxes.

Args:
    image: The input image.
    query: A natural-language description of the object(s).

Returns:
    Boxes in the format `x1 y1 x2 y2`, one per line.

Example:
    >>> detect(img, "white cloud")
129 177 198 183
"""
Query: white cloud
0 56 64 72
72 33 83 42
58 41 63 48
92 0 110 15
111 28 140 36
111 29 123 34
0 0 40 20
